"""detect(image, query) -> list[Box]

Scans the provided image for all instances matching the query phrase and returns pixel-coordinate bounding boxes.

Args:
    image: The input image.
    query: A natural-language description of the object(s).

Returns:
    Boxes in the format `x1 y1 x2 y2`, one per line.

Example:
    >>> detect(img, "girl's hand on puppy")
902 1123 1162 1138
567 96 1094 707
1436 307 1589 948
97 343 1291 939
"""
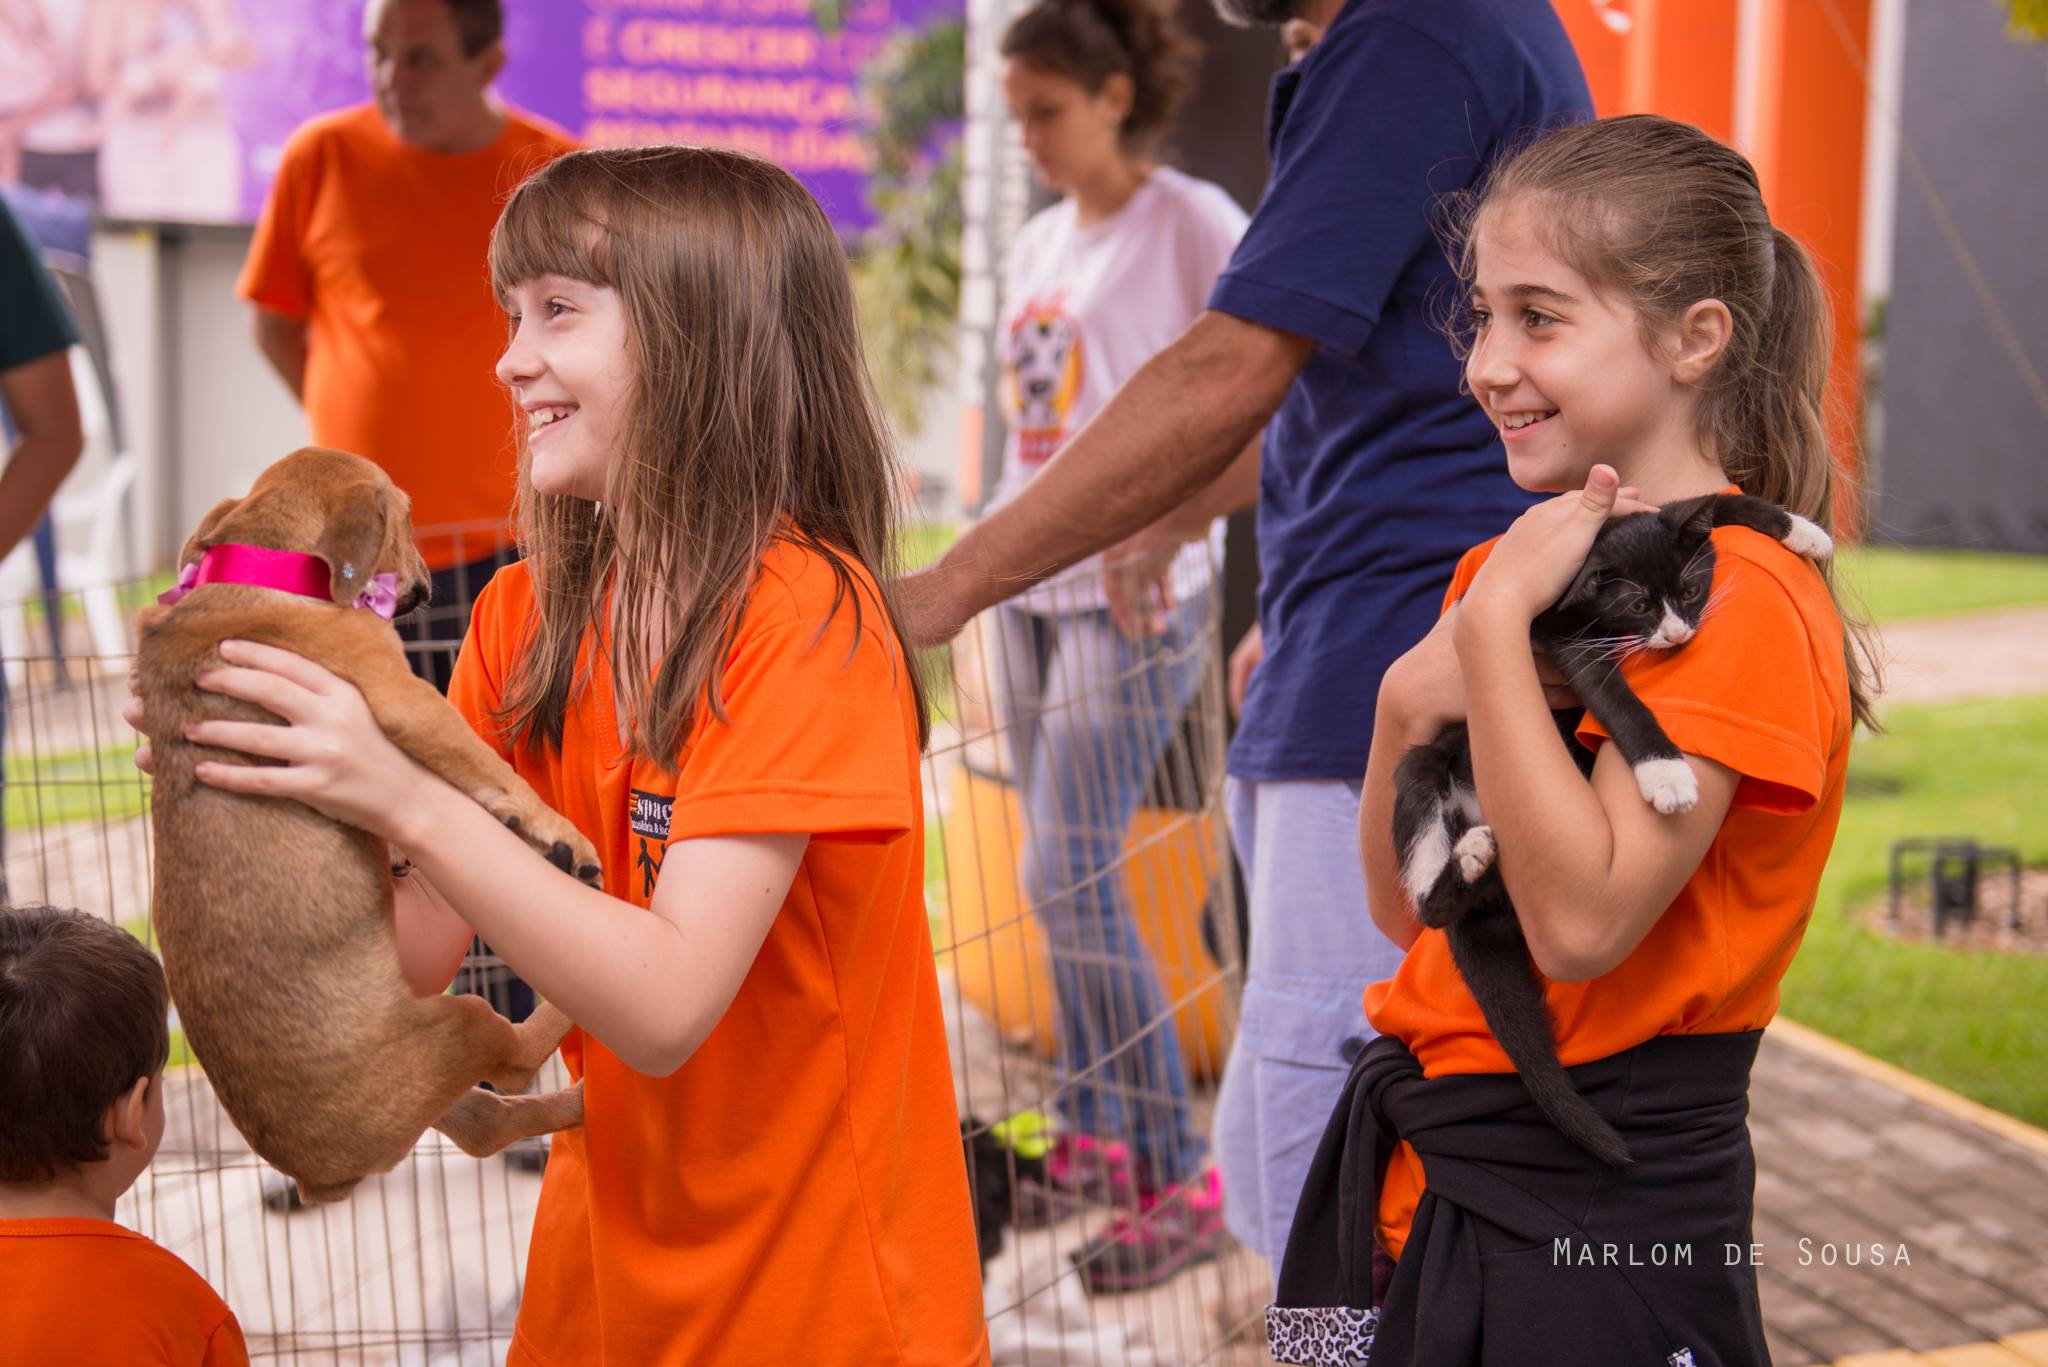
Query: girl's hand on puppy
1460 467 1658 628
123 673 156 775
183 639 449 844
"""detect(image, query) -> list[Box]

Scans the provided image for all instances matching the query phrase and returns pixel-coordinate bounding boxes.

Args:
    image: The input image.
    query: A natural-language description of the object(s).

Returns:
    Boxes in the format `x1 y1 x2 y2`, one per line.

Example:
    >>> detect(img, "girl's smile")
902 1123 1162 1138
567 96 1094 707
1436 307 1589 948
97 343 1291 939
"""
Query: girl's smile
1497 409 1559 441
523 402 579 444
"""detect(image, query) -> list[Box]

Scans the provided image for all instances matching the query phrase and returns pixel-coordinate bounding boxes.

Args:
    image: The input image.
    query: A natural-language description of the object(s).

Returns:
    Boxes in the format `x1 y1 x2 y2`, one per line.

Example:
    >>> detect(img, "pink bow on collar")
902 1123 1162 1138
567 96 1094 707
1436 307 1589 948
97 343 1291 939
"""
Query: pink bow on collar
157 544 403 620
350 573 401 618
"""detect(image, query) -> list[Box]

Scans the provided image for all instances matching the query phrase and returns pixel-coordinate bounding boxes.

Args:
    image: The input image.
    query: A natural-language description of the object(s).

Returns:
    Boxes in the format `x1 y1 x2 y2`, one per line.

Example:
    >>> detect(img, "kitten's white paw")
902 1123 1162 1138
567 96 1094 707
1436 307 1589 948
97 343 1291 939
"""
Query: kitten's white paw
1781 514 1834 559
1634 758 1699 813
1454 825 1497 883
1402 816 1452 905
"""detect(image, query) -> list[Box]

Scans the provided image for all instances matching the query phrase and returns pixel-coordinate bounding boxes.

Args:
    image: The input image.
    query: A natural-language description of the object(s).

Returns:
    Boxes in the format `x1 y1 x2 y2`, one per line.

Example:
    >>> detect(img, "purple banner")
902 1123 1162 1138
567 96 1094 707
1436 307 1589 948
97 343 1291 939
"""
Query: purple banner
0 0 955 233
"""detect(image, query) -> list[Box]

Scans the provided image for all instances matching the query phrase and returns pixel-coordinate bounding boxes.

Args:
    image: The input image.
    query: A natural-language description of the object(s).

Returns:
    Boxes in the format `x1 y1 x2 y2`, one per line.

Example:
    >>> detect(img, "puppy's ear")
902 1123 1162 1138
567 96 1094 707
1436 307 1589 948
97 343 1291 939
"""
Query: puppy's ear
176 497 243 571
316 481 392 606
377 484 432 614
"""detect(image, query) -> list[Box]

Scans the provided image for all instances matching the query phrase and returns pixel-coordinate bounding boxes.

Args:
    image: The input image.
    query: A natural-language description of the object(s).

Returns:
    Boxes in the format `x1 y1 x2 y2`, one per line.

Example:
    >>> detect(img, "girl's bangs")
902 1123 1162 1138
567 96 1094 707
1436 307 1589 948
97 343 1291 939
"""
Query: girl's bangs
490 170 616 300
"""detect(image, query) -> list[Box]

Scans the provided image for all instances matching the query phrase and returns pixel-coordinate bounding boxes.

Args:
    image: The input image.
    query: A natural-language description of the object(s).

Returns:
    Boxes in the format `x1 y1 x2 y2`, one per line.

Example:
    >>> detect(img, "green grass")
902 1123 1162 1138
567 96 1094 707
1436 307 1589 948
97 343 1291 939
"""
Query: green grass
900 521 963 727
4 746 150 828
900 520 957 571
1780 693 2048 1126
1836 545 2048 623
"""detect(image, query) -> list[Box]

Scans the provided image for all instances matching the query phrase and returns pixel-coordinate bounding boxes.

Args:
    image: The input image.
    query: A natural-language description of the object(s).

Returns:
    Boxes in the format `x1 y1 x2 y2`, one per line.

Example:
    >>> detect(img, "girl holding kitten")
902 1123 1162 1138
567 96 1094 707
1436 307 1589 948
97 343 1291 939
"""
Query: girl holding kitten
1271 115 1876 1365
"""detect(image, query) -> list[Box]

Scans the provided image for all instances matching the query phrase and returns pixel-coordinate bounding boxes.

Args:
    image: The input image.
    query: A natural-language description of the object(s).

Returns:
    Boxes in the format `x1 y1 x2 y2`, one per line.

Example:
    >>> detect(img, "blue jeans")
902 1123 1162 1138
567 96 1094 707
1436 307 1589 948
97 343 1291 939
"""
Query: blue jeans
991 601 1209 1186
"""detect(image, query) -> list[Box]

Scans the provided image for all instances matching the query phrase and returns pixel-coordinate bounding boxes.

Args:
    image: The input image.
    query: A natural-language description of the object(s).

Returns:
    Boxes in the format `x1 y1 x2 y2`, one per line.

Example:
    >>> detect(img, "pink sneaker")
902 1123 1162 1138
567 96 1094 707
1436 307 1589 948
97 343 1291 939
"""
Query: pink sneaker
1072 1167 1226 1294
1011 1134 1138 1230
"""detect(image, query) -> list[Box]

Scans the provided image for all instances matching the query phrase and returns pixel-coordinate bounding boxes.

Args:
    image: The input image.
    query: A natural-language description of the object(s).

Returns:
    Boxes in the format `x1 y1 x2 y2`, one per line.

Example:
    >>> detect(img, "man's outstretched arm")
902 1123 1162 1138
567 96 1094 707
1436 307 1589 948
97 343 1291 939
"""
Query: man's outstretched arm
901 309 1312 644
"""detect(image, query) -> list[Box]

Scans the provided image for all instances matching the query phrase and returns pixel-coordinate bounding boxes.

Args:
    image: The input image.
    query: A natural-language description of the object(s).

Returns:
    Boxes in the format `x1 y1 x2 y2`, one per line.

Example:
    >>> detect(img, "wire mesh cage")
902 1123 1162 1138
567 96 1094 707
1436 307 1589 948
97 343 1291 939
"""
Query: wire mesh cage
0 531 1266 1365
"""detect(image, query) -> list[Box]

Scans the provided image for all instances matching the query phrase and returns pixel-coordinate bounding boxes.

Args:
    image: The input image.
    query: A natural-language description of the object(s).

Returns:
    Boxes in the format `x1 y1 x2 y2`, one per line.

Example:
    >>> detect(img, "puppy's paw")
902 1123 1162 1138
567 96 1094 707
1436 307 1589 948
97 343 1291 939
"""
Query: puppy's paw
480 790 603 887
1634 758 1699 814
1454 825 1496 883
1781 514 1834 560
542 840 605 889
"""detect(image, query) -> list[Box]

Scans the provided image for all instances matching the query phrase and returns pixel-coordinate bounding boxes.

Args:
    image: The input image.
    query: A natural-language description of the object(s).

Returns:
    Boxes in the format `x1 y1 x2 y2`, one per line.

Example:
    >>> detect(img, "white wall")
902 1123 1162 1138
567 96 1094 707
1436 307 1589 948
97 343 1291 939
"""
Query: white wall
89 224 307 571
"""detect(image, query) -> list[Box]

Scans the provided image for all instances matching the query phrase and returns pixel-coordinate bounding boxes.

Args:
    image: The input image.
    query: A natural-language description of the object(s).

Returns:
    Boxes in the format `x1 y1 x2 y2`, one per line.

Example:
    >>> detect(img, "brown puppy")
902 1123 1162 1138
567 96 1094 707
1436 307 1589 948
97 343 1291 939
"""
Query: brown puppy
135 447 594 1204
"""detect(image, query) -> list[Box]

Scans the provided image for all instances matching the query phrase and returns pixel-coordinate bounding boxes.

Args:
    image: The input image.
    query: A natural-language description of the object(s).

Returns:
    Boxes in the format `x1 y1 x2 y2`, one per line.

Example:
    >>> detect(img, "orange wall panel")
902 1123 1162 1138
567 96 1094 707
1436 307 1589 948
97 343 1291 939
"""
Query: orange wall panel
1551 0 1629 114
1650 0 1740 142
1752 0 1870 493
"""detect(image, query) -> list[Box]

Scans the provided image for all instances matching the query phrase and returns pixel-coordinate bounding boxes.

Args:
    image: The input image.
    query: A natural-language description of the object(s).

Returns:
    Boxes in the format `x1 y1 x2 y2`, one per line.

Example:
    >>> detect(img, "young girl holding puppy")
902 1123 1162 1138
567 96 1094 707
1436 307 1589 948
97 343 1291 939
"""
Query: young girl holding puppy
166 148 988 1366
1269 115 1876 1365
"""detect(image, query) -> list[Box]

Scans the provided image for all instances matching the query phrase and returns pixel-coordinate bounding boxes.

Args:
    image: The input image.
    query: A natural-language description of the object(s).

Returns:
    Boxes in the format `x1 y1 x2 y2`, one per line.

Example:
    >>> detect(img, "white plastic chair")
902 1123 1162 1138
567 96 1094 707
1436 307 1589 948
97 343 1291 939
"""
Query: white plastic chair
0 343 136 685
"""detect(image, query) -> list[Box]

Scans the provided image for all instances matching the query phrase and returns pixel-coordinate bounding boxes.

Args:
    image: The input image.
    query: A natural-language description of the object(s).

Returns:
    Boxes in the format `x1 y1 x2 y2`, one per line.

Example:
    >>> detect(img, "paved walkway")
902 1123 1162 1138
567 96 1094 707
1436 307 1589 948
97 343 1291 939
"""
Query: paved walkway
1753 1023 2048 1365
1872 606 2048 706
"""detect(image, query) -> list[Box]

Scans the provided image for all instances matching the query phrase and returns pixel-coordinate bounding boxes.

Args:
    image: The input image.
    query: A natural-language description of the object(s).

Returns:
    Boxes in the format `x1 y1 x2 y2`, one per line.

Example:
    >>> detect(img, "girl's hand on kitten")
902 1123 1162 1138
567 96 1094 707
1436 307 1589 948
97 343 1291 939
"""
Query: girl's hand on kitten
1461 467 1659 627
1381 608 1578 736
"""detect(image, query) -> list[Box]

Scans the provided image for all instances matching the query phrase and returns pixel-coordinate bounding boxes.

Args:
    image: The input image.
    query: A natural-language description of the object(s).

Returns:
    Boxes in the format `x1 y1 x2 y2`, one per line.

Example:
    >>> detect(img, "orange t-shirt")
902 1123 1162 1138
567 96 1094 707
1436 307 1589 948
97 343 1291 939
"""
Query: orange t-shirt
448 542 989 1367
237 104 575 567
0 1217 249 1364
1363 519 1851 1260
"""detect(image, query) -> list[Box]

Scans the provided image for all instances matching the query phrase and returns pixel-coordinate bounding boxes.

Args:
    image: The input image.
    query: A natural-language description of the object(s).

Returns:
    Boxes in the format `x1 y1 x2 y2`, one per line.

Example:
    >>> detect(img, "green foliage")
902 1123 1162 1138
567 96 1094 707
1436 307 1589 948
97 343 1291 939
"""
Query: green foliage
804 0 964 432
847 19 966 434
2010 0 2048 40
1781 694 2048 1126
855 138 964 432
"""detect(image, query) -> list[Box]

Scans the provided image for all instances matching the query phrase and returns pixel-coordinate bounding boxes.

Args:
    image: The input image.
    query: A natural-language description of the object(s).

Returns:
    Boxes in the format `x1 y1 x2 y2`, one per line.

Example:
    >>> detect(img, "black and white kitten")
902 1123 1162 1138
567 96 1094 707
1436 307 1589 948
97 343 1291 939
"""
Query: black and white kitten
1392 492 1832 1167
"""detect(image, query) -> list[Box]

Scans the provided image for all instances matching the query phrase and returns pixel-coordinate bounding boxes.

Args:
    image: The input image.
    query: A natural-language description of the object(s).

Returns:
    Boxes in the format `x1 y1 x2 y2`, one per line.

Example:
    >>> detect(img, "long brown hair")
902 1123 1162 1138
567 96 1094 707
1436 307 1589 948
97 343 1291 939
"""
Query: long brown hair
488 145 930 763
1448 114 1881 729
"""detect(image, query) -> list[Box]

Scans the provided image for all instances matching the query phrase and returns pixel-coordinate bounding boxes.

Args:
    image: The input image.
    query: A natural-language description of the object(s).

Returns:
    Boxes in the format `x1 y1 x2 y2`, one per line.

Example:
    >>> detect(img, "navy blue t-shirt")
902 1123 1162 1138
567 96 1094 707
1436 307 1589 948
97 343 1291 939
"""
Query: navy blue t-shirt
1210 0 1590 781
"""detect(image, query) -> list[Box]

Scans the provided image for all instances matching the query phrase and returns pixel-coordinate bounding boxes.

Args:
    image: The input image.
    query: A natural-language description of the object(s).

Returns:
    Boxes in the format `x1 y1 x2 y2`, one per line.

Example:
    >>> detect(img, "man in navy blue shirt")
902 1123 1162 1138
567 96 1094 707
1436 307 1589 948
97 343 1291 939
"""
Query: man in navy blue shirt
906 0 1589 1266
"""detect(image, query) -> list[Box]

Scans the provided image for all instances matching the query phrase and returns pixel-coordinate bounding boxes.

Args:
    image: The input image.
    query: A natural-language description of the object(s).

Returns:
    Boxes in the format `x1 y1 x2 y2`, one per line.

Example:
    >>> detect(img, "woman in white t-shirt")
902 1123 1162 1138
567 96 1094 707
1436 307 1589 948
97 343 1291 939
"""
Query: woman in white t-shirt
988 0 1251 1292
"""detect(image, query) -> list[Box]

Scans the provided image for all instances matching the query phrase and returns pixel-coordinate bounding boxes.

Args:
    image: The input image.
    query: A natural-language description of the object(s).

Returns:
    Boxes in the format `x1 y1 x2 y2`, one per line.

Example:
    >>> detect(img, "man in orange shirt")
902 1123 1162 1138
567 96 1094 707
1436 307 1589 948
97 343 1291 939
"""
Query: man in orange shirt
238 0 574 691
0 905 250 1366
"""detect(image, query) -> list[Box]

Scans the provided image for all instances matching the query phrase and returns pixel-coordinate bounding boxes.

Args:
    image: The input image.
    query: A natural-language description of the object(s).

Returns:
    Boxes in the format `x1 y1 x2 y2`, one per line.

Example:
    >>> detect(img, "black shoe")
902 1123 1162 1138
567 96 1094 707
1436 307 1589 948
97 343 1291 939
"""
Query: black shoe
260 1170 306 1213
504 1143 549 1175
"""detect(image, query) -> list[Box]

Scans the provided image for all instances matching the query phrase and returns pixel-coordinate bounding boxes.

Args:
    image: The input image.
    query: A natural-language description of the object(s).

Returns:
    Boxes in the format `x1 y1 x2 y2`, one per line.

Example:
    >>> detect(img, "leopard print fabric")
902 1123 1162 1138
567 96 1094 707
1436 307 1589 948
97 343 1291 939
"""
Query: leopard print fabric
1265 1303 1377 1366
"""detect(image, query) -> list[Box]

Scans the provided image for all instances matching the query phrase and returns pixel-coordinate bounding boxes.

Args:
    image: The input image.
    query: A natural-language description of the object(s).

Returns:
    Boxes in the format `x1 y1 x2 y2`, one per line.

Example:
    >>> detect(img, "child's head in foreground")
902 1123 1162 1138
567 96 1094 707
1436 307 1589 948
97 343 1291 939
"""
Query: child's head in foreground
1452 113 1841 529
0 905 171 1208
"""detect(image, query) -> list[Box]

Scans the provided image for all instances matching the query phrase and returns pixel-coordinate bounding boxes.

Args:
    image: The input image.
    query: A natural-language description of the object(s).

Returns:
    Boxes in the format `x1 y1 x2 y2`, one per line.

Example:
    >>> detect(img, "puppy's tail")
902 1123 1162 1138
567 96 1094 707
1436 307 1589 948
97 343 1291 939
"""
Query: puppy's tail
1446 921 1632 1169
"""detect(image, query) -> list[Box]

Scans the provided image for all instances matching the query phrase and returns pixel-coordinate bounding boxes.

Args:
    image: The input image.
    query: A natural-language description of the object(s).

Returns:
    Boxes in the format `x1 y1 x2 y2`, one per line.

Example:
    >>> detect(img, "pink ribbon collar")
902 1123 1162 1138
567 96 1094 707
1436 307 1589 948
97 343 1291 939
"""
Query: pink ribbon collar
157 543 401 619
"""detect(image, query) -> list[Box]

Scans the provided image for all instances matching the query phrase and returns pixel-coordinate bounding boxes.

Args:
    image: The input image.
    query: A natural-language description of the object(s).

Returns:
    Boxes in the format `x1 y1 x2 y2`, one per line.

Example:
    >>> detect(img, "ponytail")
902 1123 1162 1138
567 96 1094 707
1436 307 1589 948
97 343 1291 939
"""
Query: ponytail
1743 228 1882 731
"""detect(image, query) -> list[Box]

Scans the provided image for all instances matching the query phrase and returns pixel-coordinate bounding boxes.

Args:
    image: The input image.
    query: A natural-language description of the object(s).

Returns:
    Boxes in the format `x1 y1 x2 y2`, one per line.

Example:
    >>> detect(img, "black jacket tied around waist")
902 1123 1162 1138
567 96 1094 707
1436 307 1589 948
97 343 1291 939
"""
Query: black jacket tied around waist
1267 1030 1771 1367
